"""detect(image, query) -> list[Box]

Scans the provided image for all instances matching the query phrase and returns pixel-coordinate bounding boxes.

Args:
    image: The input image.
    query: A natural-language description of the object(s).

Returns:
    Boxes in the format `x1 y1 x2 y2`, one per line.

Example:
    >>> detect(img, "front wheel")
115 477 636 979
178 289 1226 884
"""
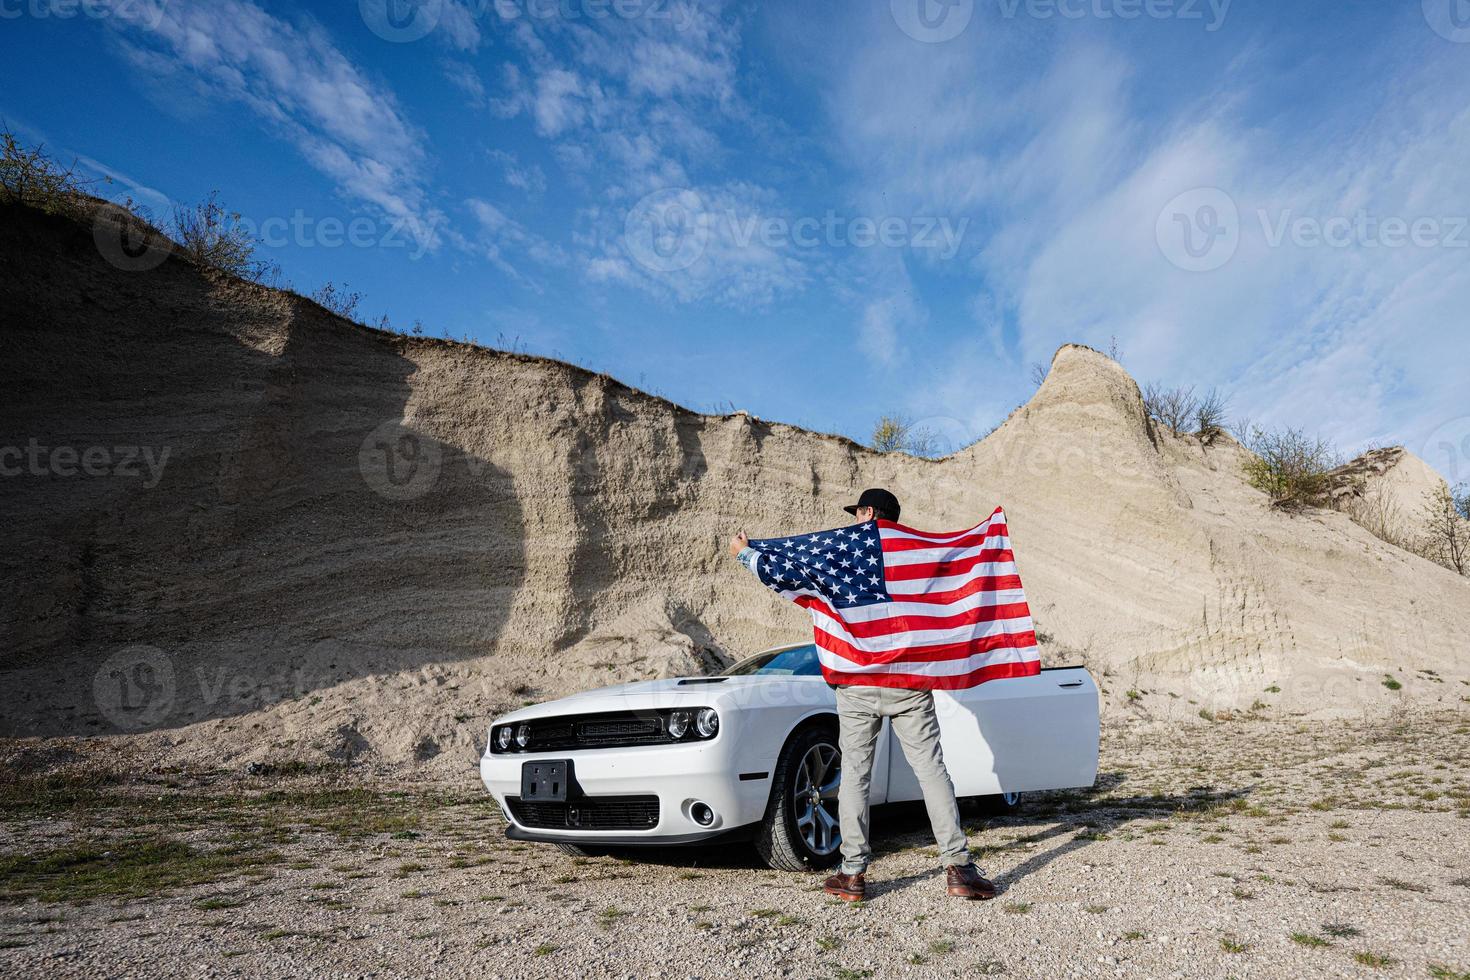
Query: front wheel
755 726 843 872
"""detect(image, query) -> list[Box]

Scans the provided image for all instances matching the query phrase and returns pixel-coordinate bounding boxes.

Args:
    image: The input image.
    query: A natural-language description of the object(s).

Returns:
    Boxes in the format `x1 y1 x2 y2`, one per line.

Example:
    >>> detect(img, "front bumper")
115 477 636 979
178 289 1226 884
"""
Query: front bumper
503 821 760 848
480 738 772 842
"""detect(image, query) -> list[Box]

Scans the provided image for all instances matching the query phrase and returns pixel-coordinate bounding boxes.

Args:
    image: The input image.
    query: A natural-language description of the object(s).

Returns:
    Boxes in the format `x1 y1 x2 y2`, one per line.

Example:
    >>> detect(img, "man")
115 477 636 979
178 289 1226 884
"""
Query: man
728 488 997 903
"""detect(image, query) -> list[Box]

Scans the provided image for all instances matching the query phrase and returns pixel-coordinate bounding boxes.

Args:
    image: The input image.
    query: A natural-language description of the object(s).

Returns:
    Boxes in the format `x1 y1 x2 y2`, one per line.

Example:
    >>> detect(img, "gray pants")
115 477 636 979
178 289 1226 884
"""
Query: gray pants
835 685 972 876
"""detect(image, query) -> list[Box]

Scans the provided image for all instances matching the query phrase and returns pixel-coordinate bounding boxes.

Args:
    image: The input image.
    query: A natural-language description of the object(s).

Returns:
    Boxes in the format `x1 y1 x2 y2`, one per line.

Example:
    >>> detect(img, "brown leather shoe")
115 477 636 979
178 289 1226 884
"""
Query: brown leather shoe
823 872 866 902
946 863 996 900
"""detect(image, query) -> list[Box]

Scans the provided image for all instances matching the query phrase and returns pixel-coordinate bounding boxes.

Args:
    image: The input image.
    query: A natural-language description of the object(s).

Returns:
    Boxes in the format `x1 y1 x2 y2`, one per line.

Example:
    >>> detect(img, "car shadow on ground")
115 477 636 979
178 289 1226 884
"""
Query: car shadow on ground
563 771 1255 895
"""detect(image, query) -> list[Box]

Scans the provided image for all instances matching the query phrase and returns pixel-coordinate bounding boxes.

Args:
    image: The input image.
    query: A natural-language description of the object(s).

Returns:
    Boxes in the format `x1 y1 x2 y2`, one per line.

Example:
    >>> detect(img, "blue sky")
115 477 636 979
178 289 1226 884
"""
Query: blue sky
4 0 1468 478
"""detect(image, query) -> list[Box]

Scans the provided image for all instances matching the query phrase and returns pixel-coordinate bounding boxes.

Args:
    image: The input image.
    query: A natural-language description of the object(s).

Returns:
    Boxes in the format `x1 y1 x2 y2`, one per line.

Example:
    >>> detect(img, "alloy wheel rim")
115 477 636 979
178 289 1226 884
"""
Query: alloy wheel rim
793 742 841 855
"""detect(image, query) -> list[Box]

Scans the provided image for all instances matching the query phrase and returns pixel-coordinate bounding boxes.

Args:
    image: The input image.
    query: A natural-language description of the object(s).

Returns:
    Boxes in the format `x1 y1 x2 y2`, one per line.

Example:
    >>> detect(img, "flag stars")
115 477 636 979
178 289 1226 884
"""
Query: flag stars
748 525 889 608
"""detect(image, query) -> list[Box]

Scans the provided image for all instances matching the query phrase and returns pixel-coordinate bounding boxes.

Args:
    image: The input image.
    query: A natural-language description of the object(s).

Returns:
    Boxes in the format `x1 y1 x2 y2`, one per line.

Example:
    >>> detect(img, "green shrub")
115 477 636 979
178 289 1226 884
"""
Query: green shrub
1241 426 1338 508
1419 482 1469 576
869 414 942 458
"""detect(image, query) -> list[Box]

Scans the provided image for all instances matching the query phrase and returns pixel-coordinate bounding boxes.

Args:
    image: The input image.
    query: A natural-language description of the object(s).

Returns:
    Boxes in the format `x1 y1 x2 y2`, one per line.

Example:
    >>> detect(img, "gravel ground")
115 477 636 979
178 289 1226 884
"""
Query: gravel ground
2 712 1468 979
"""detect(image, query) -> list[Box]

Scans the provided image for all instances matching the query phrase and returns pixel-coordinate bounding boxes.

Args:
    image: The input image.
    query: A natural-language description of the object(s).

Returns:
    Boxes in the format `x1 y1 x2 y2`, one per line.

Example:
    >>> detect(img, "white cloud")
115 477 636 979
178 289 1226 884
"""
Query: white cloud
581 183 812 307
484 2 789 300
438 0 484 51
532 68 590 137
488 150 547 195
442 59 486 107
821 16 1469 455
1005 73 1470 454
466 197 566 287
102 0 444 250
858 295 920 368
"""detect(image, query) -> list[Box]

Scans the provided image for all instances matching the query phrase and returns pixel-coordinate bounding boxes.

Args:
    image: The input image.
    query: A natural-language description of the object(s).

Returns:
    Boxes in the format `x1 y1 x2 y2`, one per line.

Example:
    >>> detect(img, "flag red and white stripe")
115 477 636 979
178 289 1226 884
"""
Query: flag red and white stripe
747 506 1041 690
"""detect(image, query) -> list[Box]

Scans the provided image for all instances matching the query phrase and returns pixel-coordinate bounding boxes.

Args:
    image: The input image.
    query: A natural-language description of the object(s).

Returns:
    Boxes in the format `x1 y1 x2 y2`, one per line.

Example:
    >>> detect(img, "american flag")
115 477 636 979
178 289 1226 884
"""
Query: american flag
745 506 1042 690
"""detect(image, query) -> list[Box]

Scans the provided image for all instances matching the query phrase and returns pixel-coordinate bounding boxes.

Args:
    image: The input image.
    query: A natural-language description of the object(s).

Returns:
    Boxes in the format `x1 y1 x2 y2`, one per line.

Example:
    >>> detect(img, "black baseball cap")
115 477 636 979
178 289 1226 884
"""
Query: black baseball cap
843 488 901 522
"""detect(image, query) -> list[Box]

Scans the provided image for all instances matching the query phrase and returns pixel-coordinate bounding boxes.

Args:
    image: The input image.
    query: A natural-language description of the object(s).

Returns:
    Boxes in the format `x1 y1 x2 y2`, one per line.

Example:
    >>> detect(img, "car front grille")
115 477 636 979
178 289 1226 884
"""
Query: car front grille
575 717 664 745
505 711 674 751
508 795 660 830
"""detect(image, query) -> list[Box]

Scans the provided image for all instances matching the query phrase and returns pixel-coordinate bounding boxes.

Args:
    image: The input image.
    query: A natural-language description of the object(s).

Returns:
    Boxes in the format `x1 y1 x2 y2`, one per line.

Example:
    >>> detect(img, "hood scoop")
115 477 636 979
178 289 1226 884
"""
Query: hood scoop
677 677 728 685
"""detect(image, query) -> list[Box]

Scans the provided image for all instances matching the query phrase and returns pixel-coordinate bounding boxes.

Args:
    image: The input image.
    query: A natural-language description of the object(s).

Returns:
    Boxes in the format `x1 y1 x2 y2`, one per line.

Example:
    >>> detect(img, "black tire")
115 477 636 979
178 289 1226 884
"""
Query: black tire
755 725 843 872
553 842 610 857
969 791 1023 817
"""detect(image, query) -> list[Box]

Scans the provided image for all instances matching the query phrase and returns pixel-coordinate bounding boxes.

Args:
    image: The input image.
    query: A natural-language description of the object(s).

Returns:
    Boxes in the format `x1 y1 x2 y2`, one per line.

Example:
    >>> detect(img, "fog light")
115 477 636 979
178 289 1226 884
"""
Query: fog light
691 802 715 827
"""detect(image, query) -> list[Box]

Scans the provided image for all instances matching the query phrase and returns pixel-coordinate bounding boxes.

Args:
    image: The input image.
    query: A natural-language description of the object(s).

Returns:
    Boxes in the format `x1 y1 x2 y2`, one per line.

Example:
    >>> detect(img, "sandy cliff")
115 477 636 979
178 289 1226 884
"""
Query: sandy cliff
2 201 1466 771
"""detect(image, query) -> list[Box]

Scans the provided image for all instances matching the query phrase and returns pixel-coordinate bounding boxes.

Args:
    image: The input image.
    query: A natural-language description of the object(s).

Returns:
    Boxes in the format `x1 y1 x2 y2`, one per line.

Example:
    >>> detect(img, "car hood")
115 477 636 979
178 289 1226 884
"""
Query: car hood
490 674 825 725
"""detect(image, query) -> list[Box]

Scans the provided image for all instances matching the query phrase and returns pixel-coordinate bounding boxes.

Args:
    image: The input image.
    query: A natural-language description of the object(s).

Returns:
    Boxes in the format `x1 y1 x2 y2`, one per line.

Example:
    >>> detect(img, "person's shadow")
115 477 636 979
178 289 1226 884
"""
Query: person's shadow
863 774 1254 898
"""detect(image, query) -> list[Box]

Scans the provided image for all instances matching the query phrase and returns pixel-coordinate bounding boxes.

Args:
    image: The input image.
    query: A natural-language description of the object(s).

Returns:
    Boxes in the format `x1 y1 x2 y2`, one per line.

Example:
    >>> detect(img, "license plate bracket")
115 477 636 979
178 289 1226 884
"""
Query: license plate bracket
520 759 573 803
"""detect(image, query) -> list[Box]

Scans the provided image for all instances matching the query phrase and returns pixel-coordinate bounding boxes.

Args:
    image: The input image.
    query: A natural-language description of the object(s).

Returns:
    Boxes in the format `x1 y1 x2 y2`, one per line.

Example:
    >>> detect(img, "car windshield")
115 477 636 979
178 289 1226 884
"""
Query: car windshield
723 644 822 676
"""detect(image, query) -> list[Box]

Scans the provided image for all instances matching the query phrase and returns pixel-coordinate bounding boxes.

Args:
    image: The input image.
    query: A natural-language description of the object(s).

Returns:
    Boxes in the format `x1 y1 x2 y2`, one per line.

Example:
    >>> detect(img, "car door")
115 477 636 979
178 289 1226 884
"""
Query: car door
883 668 1099 801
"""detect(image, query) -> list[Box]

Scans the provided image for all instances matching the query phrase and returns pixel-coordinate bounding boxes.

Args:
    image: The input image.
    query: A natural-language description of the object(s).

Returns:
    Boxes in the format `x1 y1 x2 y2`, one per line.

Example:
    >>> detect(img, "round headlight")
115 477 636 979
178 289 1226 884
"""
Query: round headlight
515 723 531 748
666 710 691 739
695 708 719 738
495 727 513 751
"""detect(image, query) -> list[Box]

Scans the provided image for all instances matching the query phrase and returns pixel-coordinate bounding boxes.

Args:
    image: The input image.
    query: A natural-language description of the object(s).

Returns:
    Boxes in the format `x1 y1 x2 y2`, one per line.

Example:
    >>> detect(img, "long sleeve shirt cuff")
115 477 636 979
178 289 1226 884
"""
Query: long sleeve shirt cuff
737 545 761 576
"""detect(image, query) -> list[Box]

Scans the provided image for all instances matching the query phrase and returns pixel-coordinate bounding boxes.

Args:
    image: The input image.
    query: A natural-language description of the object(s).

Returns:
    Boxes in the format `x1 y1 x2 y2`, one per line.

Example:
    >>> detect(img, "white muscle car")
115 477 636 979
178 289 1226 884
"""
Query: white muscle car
479 643 1099 870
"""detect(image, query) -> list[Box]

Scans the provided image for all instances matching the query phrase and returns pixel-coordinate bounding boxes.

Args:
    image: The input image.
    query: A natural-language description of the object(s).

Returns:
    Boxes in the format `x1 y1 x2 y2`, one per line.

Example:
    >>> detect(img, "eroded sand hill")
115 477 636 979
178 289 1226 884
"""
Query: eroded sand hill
2 201 1467 773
